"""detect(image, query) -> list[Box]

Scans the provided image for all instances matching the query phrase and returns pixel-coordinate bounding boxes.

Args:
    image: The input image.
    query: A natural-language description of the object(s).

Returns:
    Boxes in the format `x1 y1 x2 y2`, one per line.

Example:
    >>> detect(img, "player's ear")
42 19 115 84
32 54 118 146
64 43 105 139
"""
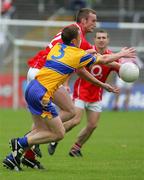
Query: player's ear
81 18 86 24
71 38 76 45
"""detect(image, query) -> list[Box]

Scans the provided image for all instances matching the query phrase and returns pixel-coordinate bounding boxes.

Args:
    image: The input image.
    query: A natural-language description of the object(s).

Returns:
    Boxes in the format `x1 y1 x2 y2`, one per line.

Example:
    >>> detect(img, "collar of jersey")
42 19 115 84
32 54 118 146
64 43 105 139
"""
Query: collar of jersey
62 43 76 47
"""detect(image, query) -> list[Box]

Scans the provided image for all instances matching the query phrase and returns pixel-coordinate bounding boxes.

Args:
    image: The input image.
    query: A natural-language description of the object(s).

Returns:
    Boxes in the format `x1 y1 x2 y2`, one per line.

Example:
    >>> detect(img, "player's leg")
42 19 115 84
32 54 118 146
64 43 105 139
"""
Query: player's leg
3 114 47 171
123 86 132 111
21 114 59 169
113 93 119 111
63 107 84 132
113 76 122 111
69 101 102 157
21 115 51 169
48 99 85 155
53 85 76 122
24 85 75 162
27 115 65 145
3 114 65 171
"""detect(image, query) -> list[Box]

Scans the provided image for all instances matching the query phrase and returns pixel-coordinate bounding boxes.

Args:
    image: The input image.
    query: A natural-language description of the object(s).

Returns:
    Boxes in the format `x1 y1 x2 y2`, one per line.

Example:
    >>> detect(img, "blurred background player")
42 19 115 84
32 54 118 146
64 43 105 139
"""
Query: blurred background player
113 76 133 111
48 29 133 157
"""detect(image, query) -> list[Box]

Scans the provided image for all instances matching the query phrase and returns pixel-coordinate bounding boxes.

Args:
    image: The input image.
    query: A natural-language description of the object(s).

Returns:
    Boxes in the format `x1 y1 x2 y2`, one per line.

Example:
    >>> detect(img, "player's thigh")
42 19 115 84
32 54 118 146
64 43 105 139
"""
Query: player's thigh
31 114 49 130
74 99 86 124
45 116 65 136
53 86 74 111
72 106 84 124
86 111 101 127
86 101 102 127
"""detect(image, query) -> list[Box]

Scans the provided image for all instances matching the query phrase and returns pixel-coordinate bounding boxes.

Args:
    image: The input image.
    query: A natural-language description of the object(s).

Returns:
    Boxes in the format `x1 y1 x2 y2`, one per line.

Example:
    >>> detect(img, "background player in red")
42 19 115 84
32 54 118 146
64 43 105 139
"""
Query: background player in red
27 8 97 124
48 29 121 157
69 29 120 156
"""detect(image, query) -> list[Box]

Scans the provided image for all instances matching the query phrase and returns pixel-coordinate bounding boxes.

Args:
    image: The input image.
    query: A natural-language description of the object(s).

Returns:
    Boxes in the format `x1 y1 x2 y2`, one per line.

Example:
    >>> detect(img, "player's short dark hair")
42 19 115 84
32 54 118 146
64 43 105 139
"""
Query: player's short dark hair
76 8 96 23
61 25 79 45
95 29 109 38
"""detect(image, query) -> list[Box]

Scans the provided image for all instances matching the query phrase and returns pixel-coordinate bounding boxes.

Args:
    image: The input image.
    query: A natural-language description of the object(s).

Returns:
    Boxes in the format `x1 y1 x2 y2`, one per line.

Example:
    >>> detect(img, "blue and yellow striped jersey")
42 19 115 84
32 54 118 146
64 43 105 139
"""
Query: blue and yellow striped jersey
36 43 99 100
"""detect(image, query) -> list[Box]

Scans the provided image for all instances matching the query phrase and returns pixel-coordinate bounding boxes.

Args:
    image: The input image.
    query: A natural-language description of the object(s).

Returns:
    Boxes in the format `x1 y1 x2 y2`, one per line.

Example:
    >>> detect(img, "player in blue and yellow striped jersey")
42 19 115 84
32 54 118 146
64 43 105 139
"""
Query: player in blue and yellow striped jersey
3 25 136 171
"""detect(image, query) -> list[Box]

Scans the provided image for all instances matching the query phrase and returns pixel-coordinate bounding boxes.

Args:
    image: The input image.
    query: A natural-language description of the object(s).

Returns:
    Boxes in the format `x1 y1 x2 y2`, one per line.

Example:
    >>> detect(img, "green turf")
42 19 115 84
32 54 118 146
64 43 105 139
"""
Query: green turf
0 109 144 180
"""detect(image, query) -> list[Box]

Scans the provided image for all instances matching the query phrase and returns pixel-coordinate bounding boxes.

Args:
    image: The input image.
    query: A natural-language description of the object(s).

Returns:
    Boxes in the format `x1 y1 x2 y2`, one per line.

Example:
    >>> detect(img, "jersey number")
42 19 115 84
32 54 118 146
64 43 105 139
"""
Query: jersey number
51 44 66 60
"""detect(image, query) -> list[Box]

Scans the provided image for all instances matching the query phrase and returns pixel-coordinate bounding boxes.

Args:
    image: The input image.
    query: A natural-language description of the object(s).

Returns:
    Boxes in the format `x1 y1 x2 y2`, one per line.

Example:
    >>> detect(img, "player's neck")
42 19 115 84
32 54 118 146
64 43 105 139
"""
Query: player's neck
96 47 107 54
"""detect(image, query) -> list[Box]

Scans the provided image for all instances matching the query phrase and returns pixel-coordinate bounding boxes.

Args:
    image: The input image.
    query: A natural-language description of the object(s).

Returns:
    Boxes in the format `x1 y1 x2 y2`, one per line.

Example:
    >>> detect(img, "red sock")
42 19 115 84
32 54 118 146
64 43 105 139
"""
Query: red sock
72 143 81 151
24 149 35 160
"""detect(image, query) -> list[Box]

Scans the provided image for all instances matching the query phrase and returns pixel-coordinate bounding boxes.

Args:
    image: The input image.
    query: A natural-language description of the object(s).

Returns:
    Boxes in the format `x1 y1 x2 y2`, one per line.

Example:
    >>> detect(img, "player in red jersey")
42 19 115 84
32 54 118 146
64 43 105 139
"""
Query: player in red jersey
68 29 120 157
48 29 121 156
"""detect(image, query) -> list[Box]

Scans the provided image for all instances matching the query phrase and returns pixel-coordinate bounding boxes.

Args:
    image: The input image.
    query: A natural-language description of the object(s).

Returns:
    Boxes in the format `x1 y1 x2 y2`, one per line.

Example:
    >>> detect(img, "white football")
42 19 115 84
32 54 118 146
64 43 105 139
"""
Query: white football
119 62 139 82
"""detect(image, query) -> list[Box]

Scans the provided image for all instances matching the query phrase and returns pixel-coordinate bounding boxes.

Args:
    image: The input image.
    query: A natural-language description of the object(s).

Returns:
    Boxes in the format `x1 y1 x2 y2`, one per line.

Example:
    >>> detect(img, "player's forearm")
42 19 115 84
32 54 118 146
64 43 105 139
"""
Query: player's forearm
98 47 136 64
76 68 105 88
98 52 124 64
106 61 121 70
77 68 120 93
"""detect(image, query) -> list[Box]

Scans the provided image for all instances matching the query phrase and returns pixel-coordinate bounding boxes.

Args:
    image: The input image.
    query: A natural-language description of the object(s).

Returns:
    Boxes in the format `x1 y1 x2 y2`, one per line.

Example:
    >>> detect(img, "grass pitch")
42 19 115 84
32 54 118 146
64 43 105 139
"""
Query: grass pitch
0 109 144 180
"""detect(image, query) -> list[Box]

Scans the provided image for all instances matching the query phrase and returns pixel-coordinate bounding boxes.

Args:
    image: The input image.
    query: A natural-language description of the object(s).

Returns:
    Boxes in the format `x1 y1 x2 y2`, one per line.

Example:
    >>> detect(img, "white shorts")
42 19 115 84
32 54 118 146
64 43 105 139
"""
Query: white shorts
27 67 40 85
74 98 102 112
115 77 133 90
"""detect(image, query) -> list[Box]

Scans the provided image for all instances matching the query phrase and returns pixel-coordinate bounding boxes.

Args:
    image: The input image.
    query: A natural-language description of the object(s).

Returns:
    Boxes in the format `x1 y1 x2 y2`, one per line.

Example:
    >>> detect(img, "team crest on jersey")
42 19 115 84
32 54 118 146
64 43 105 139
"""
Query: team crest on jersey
90 65 102 78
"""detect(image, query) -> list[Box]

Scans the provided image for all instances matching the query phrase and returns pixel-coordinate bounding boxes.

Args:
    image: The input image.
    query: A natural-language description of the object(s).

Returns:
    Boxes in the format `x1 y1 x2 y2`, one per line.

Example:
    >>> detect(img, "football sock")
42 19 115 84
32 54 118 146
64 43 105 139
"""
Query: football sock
24 149 36 160
71 143 81 151
18 137 29 149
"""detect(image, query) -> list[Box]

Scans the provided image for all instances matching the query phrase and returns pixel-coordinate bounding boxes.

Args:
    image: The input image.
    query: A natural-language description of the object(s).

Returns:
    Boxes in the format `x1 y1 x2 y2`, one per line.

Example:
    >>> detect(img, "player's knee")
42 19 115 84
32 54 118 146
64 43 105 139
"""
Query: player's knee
73 118 81 126
70 116 81 128
68 106 76 119
55 128 65 141
88 123 97 131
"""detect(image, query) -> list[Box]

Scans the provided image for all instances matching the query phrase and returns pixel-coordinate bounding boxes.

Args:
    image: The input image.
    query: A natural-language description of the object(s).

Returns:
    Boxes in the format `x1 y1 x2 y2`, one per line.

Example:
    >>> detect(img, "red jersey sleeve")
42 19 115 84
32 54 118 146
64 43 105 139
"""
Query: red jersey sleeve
27 32 63 69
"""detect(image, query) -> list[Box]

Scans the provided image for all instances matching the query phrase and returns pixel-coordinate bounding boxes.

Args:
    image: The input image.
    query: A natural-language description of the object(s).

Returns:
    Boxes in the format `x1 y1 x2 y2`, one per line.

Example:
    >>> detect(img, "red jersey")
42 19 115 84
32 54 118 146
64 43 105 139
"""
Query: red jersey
73 48 118 102
28 23 92 69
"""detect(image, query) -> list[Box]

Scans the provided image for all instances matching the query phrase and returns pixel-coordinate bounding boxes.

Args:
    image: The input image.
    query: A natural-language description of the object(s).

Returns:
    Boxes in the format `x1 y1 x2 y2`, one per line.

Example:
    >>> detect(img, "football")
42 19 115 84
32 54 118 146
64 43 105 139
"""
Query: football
119 62 139 82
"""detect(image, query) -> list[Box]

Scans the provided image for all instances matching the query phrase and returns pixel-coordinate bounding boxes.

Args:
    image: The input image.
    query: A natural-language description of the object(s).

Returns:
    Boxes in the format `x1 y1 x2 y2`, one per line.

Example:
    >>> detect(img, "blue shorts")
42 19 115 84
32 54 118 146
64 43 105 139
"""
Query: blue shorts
25 80 58 119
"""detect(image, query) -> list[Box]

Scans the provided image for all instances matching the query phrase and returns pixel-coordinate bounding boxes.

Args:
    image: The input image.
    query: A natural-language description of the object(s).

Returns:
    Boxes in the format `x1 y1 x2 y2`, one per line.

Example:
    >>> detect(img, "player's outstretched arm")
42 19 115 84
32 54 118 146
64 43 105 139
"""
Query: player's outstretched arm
76 67 119 94
106 61 121 70
97 47 136 64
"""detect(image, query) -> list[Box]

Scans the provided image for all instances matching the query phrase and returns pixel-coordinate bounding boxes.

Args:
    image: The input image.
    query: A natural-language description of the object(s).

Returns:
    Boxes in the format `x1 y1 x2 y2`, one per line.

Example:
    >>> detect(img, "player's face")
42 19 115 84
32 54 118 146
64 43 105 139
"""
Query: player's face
82 13 97 33
94 32 109 49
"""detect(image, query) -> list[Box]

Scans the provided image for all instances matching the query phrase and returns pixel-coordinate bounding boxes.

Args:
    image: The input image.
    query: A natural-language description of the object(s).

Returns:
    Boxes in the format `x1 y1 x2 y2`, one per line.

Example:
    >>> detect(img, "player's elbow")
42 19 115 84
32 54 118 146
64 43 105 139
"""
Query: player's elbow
98 56 107 64
99 54 116 64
